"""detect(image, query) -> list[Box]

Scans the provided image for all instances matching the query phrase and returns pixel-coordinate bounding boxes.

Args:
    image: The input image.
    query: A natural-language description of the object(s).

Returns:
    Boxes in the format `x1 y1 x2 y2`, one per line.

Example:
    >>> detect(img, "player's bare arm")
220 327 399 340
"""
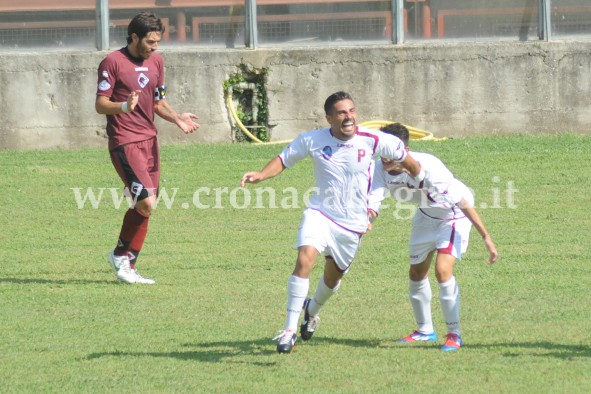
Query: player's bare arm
458 198 499 264
399 154 422 179
95 89 141 115
241 156 286 188
154 99 200 134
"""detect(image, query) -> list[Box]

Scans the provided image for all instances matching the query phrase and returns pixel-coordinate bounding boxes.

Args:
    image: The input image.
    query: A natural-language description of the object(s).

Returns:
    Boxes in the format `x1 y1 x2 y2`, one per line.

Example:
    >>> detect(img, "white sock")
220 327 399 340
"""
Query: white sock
409 278 434 334
284 275 309 332
307 277 341 316
439 276 460 335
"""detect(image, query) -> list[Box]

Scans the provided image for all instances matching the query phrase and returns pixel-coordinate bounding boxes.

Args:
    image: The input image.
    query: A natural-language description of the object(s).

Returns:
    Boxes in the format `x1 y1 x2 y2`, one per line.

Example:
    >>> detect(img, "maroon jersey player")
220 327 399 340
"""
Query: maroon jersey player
96 12 200 284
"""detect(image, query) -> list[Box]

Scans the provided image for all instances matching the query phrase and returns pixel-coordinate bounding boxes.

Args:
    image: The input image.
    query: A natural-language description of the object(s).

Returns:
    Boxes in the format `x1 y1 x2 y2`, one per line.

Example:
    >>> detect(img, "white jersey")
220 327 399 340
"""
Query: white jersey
369 151 474 220
280 126 407 233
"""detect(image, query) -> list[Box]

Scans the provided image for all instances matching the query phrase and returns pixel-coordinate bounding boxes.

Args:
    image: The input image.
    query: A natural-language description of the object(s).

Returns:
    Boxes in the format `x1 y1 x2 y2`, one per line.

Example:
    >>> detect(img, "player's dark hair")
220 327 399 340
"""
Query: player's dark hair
127 12 165 44
380 123 410 147
324 91 354 115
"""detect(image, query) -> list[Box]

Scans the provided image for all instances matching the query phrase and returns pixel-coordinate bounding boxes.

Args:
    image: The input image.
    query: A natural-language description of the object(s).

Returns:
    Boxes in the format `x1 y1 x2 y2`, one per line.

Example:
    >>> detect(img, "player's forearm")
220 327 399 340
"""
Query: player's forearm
400 154 422 179
155 100 180 124
95 96 127 115
460 204 491 240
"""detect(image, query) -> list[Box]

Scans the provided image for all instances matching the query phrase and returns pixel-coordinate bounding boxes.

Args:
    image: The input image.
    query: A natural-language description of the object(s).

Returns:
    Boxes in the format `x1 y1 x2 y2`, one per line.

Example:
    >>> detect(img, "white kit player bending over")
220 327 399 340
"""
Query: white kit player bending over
241 92 434 354
368 123 498 352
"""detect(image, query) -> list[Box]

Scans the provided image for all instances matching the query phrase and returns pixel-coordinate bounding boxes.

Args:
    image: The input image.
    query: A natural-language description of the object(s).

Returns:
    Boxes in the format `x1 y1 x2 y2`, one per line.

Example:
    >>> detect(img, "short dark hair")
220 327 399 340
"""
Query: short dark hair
127 12 165 44
324 91 354 115
380 123 410 147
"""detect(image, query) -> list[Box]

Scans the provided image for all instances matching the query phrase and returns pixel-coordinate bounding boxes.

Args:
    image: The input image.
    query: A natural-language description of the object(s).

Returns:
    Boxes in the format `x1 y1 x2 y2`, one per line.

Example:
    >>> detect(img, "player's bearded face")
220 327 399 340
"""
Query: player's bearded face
327 99 357 140
136 31 161 59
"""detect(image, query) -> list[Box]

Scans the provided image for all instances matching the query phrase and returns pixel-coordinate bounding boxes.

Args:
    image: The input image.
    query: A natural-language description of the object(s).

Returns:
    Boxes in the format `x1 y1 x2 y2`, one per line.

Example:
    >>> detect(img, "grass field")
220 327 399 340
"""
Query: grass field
1 134 590 393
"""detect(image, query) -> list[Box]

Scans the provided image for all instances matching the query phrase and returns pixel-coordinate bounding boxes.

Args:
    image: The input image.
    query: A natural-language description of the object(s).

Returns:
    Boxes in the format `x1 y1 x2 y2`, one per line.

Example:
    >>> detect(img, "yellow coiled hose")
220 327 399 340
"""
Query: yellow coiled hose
225 91 443 144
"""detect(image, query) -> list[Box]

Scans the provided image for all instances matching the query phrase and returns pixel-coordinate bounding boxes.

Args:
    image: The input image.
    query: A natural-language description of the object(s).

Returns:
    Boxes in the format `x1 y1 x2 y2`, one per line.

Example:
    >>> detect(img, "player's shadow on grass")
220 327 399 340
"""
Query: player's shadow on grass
85 338 278 366
0 277 111 285
83 337 382 365
467 341 591 360
85 339 589 363
384 341 591 359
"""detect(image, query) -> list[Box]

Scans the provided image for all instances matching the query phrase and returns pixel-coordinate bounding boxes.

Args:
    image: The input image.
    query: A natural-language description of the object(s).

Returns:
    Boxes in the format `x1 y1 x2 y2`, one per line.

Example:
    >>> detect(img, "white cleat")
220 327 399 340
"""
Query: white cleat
132 269 155 285
107 250 123 273
107 250 136 284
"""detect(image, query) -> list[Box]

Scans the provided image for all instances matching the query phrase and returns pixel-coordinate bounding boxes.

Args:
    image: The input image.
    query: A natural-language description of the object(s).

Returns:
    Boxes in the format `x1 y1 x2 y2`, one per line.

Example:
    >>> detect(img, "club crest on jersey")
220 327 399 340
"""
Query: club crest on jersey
321 146 333 160
137 73 149 88
98 80 111 91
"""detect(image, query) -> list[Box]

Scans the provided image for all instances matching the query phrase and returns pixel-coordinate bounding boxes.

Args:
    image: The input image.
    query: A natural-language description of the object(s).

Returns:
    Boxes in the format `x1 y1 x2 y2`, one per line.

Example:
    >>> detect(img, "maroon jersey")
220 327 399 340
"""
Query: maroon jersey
97 47 164 150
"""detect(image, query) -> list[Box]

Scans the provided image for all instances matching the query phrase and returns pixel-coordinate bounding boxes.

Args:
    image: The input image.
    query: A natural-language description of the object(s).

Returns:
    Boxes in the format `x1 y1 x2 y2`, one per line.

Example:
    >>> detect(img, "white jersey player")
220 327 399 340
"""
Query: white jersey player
241 92 433 354
368 123 498 352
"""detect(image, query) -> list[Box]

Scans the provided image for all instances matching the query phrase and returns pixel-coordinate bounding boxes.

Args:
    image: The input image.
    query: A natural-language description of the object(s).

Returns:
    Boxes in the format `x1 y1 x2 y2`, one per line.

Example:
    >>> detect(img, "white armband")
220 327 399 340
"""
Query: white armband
121 101 129 113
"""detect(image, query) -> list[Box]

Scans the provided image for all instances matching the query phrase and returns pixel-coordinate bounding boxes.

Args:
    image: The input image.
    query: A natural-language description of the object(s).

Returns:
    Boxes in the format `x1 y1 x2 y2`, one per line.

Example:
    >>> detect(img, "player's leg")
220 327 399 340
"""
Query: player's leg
435 253 462 351
435 218 470 351
307 256 343 315
126 196 156 284
274 245 318 353
301 256 343 340
301 222 358 340
399 213 437 343
108 139 157 284
126 139 160 283
275 209 326 353
399 252 437 342
287 245 319 330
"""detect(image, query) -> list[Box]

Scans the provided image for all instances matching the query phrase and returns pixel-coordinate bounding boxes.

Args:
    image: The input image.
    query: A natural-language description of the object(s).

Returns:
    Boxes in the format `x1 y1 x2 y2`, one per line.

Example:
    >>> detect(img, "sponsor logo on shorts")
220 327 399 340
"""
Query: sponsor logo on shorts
131 182 144 197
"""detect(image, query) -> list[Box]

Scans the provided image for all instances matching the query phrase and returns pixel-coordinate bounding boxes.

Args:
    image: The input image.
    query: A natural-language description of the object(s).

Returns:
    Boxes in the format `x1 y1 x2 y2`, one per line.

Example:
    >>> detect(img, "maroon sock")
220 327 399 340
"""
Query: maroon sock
128 218 149 270
114 209 149 260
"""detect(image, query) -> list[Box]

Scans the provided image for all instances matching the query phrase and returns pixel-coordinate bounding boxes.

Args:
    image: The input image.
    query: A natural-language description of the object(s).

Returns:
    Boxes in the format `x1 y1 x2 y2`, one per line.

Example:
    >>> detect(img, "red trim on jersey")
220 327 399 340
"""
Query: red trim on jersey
355 127 379 156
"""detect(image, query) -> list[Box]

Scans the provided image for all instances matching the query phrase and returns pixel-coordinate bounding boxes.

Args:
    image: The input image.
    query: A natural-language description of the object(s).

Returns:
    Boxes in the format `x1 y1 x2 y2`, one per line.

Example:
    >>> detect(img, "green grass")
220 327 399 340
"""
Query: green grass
1 134 590 393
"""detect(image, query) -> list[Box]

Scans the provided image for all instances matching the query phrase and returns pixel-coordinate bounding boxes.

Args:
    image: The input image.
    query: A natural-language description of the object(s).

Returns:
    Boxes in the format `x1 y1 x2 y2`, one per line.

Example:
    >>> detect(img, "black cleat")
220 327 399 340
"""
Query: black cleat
300 298 320 341
273 330 297 353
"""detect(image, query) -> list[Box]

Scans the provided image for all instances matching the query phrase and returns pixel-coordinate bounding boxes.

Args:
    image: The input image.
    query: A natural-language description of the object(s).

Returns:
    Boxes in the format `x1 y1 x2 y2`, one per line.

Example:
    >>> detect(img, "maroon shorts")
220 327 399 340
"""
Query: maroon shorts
110 137 160 201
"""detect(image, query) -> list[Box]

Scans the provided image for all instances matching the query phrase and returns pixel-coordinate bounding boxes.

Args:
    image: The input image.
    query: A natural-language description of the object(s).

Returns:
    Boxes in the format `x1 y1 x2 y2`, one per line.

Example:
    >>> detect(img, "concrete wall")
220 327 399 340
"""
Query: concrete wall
1 40 590 150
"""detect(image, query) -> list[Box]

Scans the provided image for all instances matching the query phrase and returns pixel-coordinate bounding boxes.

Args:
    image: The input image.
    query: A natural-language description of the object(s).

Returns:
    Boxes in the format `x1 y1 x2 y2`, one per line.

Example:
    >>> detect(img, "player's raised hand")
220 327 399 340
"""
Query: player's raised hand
127 89 142 112
177 112 200 134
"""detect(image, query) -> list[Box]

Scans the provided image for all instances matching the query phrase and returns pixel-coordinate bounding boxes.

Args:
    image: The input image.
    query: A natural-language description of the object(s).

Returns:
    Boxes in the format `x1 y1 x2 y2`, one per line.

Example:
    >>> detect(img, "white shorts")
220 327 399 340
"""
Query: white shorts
297 208 361 273
409 211 472 264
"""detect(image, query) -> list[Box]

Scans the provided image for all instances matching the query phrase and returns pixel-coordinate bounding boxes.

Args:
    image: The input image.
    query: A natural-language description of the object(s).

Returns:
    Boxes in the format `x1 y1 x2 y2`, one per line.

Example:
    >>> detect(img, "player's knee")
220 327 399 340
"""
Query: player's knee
435 270 453 283
134 198 153 217
409 265 428 281
136 206 152 217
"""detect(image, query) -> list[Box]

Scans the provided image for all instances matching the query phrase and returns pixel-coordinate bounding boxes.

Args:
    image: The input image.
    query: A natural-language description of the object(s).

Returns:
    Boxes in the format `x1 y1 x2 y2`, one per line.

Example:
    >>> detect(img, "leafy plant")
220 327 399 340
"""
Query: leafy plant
224 64 270 143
